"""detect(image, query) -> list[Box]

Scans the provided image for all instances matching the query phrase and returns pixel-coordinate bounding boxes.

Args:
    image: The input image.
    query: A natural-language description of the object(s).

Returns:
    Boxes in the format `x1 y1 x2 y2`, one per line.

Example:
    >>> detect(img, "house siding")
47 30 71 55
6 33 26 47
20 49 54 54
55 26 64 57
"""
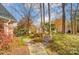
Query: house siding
4 22 14 38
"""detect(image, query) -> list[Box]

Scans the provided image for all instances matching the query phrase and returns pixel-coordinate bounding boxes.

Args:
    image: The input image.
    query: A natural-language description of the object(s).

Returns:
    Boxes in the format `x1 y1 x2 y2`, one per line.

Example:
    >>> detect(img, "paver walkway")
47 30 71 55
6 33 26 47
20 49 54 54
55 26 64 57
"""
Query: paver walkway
27 42 48 55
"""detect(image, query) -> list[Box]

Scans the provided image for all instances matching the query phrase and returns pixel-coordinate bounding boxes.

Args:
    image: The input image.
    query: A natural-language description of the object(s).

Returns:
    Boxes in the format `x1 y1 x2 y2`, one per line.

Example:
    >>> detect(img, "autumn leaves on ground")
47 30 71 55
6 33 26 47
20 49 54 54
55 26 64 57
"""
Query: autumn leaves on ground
0 3 79 55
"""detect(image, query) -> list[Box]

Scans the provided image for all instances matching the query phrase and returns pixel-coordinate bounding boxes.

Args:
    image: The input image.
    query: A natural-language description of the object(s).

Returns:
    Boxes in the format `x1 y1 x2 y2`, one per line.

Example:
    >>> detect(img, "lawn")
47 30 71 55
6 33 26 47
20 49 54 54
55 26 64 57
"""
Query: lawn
1 32 79 55
45 33 79 55
10 34 79 55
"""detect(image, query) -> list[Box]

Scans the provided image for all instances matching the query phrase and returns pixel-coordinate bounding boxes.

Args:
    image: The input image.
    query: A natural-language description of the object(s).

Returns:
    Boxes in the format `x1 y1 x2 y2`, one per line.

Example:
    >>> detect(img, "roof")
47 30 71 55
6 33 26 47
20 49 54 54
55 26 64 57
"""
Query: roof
0 3 16 21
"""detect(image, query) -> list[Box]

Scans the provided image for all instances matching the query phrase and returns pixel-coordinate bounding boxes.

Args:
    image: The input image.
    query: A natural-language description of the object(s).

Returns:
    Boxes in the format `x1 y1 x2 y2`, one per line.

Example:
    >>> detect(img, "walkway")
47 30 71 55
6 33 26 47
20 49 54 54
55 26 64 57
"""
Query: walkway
27 42 48 55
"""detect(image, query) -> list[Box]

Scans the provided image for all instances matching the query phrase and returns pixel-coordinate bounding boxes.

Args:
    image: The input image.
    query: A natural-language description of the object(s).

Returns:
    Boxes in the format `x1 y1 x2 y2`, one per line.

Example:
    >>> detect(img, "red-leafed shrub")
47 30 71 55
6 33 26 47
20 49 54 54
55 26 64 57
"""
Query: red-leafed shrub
0 31 12 54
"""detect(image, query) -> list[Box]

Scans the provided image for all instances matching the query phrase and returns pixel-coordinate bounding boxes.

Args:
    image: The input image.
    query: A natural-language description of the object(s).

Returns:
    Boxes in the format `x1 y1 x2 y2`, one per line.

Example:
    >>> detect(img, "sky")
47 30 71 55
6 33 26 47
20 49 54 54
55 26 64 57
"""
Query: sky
2 4 24 21
2 3 78 26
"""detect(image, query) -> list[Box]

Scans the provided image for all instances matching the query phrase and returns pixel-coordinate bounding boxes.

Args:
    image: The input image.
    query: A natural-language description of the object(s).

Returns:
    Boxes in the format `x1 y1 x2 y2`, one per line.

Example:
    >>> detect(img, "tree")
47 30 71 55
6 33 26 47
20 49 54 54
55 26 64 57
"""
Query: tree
76 4 79 32
40 3 42 30
71 3 79 34
10 4 33 36
39 3 44 37
73 3 79 34
44 22 55 33
48 3 51 36
62 3 66 33
14 17 34 36
70 3 74 34
42 3 45 33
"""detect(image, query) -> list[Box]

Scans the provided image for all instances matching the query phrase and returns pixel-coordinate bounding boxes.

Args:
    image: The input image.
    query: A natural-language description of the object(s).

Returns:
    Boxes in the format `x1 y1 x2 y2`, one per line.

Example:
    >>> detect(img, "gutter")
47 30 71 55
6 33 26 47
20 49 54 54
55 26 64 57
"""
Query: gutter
0 15 16 22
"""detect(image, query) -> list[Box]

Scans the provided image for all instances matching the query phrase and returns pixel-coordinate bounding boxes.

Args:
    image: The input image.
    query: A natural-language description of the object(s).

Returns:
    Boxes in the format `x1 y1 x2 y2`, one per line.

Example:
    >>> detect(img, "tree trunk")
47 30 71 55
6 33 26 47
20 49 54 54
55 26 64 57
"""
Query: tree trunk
43 3 45 33
73 3 79 34
40 3 42 30
48 3 51 36
62 3 65 33
70 3 74 34
40 3 43 37
27 17 30 36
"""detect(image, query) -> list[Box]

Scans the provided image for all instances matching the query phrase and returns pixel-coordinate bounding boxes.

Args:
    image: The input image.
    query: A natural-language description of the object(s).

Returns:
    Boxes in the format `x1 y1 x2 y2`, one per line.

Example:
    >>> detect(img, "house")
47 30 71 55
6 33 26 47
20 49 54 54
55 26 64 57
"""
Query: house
0 4 16 38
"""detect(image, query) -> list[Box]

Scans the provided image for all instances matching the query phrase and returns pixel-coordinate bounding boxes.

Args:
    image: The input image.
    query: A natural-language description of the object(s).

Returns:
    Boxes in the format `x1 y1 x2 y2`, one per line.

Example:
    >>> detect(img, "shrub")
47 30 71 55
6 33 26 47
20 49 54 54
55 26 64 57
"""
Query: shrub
0 32 12 54
14 28 28 37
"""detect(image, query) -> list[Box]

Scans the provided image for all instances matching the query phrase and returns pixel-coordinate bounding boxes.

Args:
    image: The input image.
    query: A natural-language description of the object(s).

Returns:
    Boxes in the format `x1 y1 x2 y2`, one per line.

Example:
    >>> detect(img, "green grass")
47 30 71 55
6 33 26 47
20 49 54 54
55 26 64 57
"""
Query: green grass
17 35 27 47
18 34 34 47
46 33 79 55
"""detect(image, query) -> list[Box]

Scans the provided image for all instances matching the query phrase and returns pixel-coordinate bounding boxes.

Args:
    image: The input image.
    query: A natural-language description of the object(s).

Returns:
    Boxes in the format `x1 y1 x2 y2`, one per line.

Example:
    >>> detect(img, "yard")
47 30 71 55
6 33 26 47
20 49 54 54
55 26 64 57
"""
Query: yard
1 32 79 55
12 33 79 55
1 3 79 55
45 33 79 55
